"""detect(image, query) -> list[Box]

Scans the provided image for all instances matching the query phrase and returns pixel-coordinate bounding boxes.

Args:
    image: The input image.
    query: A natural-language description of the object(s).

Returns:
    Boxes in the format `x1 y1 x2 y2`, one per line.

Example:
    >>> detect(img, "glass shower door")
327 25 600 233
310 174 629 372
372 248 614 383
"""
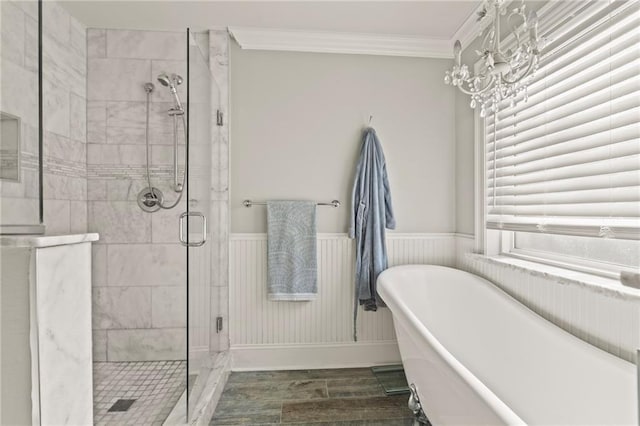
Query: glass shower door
184 29 216 421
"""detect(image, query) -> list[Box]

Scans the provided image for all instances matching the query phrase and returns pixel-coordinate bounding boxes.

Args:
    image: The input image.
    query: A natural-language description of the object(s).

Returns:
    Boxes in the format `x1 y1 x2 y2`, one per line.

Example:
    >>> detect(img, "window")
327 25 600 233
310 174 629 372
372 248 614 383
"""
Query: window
483 0 640 275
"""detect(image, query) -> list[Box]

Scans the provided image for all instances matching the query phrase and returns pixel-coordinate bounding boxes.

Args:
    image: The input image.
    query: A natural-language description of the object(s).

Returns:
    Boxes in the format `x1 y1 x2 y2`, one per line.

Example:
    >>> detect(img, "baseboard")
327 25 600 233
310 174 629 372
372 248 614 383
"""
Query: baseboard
230 341 401 371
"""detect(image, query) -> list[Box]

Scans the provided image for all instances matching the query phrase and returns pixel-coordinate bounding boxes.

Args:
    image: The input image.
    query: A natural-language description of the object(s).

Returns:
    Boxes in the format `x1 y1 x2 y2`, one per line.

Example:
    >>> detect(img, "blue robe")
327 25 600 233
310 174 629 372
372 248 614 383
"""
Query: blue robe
349 127 395 339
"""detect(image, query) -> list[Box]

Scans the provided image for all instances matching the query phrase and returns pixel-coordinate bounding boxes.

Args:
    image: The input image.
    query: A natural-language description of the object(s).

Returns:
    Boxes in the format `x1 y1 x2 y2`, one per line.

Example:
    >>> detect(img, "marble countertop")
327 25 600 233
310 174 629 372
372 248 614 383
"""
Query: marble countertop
0 233 99 248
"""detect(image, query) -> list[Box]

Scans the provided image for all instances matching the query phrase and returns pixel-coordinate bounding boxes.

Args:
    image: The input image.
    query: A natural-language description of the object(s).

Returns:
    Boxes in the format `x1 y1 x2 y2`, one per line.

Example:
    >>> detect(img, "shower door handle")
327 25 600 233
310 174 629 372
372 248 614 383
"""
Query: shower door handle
179 211 207 247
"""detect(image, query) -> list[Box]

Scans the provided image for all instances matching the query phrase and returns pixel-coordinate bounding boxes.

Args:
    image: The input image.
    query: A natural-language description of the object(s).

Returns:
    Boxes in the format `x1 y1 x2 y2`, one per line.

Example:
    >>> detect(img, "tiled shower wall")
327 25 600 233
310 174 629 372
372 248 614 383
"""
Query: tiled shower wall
209 30 230 353
0 0 40 225
42 2 88 234
1 1 88 233
87 29 188 361
86 28 231 361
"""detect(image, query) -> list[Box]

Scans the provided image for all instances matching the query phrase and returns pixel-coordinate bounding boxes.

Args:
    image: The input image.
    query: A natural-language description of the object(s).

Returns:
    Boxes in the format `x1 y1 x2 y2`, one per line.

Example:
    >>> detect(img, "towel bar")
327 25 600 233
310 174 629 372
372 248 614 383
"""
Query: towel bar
243 200 340 208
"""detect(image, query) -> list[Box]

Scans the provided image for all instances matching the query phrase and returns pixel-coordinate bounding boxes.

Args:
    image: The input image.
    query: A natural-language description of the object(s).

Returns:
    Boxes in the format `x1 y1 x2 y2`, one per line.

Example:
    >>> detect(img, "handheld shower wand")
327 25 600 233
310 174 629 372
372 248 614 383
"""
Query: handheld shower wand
137 73 187 213
157 73 184 113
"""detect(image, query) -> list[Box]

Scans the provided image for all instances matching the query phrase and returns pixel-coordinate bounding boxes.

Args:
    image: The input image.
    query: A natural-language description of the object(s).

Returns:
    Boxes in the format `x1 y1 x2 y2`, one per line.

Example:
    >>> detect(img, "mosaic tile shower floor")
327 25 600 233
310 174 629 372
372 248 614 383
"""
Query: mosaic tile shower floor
93 361 186 425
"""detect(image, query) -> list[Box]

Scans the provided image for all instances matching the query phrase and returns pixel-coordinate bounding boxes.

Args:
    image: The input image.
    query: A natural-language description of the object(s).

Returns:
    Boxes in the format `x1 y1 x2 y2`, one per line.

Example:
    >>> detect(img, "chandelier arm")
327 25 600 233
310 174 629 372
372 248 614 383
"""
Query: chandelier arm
500 55 537 85
456 84 479 96
457 75 496 96
507 31 522 59
506 10 525 55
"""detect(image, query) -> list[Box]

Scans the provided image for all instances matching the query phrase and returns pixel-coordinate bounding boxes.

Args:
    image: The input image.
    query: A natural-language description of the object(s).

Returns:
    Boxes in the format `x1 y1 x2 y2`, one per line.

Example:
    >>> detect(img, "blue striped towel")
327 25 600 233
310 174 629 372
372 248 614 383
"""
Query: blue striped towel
267 200 317 301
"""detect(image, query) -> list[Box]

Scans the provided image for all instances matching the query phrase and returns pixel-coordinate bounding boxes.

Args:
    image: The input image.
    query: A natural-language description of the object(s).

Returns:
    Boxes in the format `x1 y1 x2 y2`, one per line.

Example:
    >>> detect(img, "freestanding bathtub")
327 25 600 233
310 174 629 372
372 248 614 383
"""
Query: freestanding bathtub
378 265 637 425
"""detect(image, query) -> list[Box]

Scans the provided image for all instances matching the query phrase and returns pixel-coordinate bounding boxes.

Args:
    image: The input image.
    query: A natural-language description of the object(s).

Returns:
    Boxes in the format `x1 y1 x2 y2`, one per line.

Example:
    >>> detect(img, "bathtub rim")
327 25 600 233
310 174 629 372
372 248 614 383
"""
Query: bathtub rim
378 264 527 425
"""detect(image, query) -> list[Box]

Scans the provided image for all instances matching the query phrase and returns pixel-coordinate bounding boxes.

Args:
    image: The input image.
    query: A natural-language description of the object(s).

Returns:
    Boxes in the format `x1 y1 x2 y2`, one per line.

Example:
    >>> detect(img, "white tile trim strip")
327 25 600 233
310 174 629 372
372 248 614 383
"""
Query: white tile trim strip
230 341 401 371
20 152 39 171
228 27 453 59
87 165 185 179
43 156 87 178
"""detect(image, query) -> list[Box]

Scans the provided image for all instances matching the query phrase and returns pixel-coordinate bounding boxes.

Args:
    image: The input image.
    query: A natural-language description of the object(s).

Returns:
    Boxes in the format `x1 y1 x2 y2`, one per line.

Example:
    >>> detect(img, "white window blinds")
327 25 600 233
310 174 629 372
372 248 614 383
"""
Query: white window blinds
486 0 640 240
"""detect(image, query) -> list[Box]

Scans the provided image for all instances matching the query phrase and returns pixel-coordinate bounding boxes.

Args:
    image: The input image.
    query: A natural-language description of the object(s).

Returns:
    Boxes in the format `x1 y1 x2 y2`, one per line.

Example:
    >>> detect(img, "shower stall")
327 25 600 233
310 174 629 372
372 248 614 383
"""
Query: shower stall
88 28 225 424
0 0 229 420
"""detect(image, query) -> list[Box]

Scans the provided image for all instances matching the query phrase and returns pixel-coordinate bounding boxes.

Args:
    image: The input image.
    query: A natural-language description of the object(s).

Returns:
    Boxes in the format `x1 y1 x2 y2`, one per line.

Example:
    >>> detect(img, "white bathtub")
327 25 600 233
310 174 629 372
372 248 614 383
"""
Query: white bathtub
378 265 637 425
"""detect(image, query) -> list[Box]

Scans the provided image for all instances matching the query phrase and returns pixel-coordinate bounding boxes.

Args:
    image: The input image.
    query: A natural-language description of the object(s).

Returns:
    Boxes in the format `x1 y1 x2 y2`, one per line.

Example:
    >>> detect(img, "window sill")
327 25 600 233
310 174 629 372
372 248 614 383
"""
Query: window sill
465 252 640 302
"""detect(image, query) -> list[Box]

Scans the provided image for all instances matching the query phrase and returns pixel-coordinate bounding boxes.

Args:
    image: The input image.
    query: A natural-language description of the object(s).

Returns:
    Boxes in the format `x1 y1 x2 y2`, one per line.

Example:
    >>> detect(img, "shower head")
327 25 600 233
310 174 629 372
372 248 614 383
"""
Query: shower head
157 73 183 89
157 73 171 87
157 73 184 111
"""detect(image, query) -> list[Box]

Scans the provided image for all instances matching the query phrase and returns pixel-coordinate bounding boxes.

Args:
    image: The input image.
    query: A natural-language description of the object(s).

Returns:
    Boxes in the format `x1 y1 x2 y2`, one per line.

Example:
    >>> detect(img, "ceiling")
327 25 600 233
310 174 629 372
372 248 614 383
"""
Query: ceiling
59 1 480 39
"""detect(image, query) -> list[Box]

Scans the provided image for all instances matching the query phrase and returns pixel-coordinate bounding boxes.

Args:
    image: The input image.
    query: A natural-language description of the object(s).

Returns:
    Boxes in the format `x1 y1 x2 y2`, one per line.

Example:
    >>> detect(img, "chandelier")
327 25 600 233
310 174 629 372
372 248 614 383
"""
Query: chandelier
445 0 542 118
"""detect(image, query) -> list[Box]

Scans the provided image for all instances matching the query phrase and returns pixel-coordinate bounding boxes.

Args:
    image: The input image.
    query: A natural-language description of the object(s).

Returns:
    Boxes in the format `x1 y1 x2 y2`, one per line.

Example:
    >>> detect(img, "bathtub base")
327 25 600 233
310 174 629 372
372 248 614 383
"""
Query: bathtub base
408 384 431 426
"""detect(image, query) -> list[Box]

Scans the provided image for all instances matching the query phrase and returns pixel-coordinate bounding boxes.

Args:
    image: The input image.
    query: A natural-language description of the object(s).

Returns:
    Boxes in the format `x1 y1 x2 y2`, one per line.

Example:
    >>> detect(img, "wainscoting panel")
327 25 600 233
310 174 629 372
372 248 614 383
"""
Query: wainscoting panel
230 233 456 347
456 235 640 364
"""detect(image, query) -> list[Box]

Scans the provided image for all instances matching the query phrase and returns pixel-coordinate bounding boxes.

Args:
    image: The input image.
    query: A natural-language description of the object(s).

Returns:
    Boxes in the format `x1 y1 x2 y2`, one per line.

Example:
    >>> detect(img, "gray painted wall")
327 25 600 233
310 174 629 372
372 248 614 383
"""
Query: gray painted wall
230 41 456 234
455 87 475 235
454 44 478 236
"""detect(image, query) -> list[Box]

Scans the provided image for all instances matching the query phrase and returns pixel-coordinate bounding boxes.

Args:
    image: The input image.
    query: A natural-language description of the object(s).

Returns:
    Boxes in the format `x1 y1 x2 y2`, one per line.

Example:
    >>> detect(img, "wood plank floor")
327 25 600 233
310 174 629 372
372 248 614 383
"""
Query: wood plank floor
210 368 414 425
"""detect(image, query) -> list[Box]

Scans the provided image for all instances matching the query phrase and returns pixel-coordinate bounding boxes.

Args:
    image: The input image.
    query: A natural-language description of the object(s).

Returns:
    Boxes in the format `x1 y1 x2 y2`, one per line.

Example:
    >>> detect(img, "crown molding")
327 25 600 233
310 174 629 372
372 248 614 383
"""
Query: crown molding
451 3 484 49
228 26 453 59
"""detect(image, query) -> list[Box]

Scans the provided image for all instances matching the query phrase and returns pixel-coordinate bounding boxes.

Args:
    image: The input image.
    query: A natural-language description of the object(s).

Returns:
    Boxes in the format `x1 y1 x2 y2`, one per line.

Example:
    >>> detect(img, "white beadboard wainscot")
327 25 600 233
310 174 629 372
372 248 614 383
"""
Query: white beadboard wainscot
229 233 456 370
455 235 640 364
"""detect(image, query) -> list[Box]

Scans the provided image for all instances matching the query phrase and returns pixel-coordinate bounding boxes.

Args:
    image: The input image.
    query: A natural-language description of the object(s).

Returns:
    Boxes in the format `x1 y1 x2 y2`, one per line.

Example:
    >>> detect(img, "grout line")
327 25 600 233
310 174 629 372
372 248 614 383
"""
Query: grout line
104 243 109 286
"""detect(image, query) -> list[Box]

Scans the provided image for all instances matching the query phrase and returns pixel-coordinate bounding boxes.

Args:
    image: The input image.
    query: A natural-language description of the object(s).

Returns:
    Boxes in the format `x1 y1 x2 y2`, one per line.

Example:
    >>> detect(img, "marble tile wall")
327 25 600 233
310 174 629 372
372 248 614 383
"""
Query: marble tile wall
0 0 40 227
35 242 94 424
3 5 230 363
87 28 189 361
184 31 214 363
209 30 230 353
1 0 88 233
42 1 88 234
